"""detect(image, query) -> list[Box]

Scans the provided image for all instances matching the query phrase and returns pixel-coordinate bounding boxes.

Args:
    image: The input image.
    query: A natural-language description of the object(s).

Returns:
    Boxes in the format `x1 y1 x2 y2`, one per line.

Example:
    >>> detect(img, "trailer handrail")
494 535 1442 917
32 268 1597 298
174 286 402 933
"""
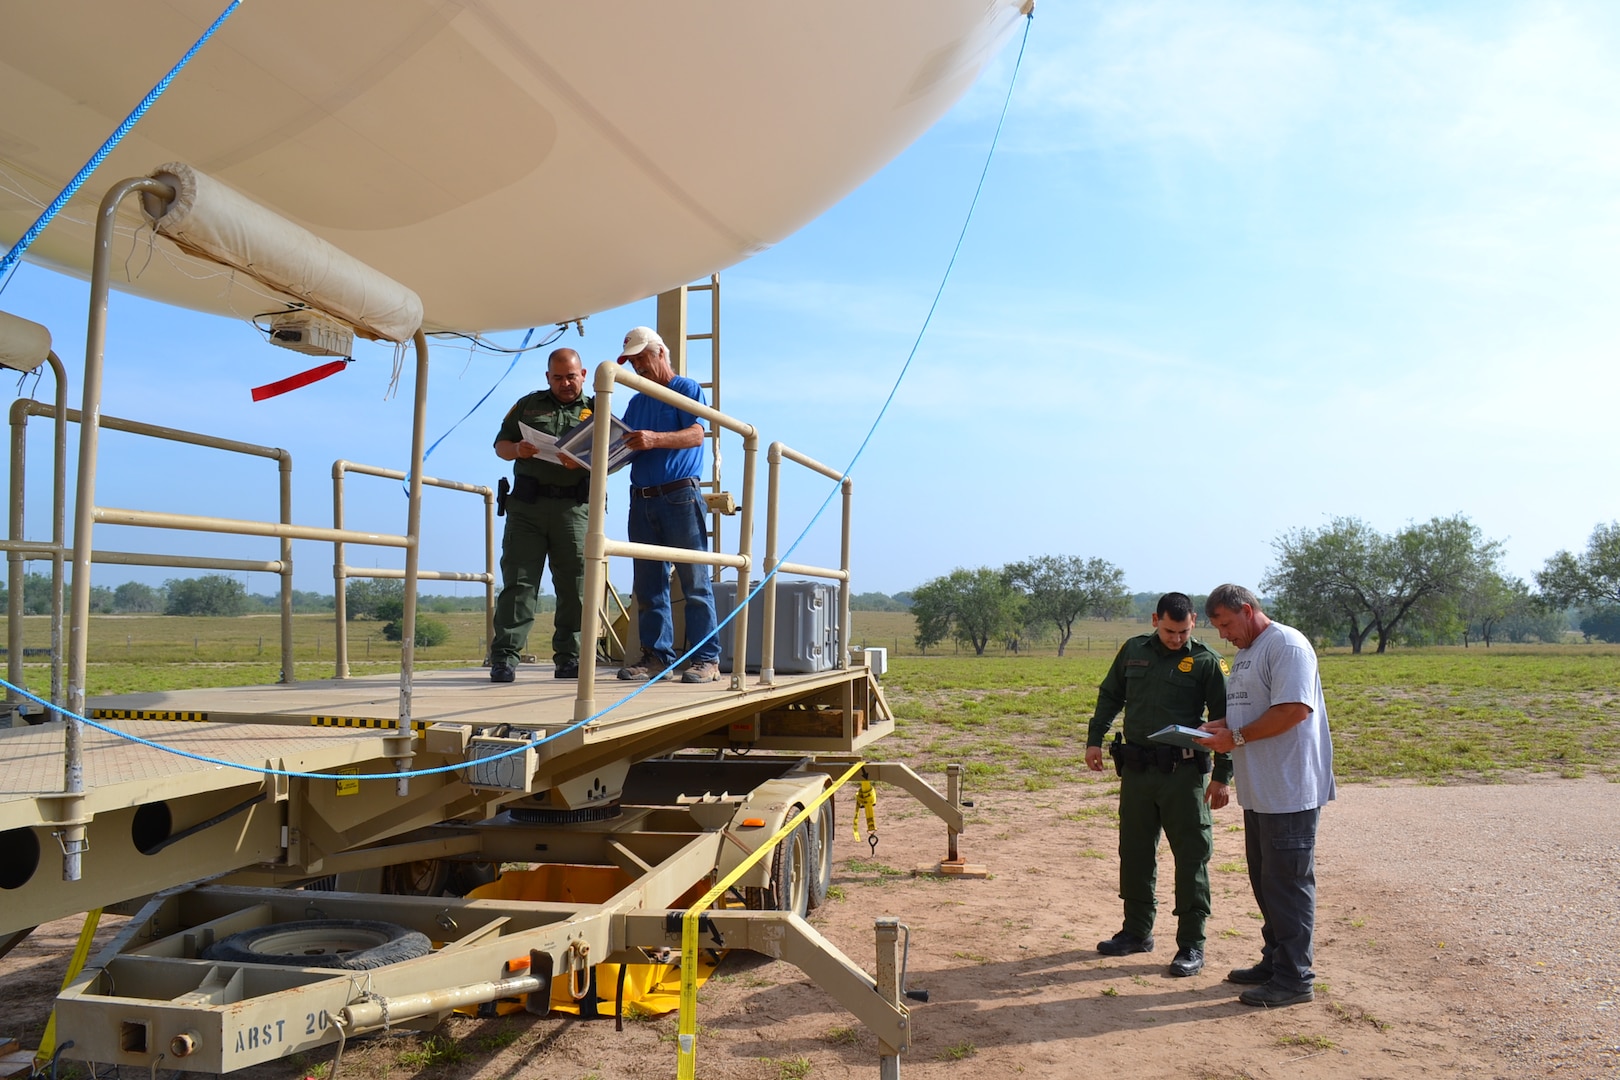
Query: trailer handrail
5 396 299 692
574 362 761 719
329 459 496 678
759 441 852 684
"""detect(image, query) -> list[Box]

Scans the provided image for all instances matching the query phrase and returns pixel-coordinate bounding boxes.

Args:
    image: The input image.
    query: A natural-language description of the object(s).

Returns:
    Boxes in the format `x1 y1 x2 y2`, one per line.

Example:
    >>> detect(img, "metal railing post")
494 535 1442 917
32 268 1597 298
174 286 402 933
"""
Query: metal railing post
49 352 67 710
62 175 174 881
332 460 350 678
575 363 617 720
727 429 756 691
759 445 783 684
392 329 430 796
278 452 294 683
483 487 497 661
8 398 31 701
839 477 853 669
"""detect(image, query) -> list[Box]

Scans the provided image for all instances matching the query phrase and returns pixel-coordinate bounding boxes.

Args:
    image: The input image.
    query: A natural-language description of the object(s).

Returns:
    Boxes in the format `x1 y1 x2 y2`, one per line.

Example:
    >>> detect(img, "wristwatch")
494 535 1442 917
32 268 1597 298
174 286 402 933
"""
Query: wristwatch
1231 728 1247 747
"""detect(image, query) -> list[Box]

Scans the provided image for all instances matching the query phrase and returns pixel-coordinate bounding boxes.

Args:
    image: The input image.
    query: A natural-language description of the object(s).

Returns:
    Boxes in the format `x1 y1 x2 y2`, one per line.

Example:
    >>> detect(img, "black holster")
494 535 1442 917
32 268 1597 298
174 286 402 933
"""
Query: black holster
496 476 510 517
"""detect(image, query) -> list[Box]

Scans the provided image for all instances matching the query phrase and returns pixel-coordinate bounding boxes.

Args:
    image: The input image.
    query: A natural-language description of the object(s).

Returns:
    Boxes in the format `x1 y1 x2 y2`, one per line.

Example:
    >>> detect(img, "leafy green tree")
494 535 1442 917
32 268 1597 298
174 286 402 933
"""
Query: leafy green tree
164 575 249 616
1265 515 1502 654
345 578 406 621
1579 606 1620 644
16 571 57 615
383 614 450 647
113 581 165 613
88 585 115 613
1537 522 1620 607
1005 555 1129 656
1455 571 1533 647
909 567 1024 656
1496 604 1567 644
291 590 335 613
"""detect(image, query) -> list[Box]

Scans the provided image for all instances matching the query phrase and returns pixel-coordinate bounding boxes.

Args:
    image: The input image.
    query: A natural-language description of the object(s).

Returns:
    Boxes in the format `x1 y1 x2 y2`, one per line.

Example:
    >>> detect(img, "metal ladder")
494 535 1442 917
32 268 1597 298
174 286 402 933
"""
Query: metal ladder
656 275 728 556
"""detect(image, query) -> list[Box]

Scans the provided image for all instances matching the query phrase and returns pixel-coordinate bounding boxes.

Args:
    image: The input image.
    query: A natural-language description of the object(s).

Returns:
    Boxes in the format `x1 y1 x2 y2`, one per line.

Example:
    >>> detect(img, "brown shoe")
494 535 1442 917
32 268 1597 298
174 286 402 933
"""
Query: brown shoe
681 660 720 684
617 651 667 682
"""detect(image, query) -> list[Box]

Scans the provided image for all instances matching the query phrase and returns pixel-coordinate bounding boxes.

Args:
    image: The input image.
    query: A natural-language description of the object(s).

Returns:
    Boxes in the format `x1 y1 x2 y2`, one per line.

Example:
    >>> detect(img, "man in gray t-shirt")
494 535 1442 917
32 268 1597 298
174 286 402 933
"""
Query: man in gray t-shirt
1196 583 1335 1009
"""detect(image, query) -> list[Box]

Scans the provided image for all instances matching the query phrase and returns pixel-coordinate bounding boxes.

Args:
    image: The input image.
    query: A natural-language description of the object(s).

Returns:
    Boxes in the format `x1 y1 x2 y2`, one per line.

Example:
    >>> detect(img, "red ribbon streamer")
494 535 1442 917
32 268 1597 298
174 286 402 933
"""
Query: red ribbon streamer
251 359 348 401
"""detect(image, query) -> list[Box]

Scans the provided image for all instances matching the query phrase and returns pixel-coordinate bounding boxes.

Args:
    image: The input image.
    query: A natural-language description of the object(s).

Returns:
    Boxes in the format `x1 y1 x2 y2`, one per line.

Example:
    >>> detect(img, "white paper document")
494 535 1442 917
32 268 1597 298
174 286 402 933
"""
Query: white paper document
517 421 570 466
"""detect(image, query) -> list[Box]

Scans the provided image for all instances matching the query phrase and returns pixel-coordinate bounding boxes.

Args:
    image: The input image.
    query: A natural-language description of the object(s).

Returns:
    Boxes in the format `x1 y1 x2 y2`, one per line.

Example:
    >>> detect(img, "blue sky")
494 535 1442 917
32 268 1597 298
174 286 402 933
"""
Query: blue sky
4 1 1617 601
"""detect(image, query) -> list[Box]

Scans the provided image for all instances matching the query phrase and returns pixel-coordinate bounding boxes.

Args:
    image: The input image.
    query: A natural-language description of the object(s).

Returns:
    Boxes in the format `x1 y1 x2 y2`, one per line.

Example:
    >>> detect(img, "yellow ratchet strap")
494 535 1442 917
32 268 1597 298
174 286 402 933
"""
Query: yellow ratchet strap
853 780 877 842
36 907 103 1067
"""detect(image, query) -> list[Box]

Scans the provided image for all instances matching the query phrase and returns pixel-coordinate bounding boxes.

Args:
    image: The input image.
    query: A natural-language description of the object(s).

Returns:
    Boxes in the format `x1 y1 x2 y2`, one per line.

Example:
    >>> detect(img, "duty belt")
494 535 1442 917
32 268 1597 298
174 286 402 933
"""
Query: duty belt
630 477 699 499
511 474 588 503
1108 734 1212 776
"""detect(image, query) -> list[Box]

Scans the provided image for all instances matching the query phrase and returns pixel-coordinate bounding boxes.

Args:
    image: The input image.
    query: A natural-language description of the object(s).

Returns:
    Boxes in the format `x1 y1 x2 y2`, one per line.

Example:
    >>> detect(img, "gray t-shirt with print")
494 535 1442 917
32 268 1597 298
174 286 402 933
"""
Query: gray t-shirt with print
1227 620 1336 814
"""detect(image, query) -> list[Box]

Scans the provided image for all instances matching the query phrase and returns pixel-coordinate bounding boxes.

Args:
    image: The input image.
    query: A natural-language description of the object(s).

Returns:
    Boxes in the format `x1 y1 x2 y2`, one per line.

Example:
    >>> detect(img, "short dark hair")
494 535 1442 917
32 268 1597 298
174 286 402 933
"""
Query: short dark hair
1205 583 1261 618
1156 592 1195 621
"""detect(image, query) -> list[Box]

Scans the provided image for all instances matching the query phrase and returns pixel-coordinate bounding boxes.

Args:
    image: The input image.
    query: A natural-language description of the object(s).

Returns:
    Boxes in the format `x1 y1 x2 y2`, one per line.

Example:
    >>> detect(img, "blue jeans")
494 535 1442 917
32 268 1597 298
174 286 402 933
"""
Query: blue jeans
627 487 719 666
1244 807 1319 992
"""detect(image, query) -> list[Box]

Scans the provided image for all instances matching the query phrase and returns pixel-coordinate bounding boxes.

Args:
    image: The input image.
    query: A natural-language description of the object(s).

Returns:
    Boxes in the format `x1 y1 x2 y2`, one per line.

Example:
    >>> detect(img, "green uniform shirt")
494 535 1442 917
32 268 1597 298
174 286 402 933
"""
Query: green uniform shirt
496 389 595 488
1088 632 1232 785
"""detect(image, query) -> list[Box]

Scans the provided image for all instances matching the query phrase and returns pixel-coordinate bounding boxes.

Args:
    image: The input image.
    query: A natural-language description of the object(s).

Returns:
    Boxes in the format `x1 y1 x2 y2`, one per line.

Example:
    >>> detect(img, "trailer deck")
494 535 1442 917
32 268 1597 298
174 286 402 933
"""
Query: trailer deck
1 662 896 935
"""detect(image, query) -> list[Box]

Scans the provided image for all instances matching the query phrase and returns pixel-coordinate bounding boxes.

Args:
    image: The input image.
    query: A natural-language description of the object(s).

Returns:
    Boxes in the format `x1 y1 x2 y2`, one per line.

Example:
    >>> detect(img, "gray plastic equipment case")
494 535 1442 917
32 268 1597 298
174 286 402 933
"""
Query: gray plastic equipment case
714 580 841 674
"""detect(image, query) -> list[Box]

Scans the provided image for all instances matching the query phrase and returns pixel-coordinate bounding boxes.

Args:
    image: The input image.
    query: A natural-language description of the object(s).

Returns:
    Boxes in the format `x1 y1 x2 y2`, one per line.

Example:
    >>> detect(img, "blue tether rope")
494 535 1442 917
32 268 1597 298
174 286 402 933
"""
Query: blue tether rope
0 11 1035 782
0 0 246 294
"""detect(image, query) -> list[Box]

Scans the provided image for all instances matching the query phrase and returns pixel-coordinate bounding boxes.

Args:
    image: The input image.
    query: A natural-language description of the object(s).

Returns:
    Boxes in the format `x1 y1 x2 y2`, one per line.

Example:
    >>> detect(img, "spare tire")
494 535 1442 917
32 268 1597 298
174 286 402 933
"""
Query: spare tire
202 919 430 970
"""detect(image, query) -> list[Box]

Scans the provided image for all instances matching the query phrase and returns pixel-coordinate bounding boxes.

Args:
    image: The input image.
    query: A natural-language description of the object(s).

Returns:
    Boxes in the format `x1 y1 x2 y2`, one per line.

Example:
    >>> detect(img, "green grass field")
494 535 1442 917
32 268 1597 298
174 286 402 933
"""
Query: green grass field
1 610 498 694
5 610 1615 786
880 646 1620 787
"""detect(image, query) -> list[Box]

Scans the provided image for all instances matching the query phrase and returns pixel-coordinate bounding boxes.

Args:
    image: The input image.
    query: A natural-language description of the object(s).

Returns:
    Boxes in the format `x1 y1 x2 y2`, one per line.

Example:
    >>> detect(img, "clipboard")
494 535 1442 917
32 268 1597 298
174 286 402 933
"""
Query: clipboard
1148 724 1215 751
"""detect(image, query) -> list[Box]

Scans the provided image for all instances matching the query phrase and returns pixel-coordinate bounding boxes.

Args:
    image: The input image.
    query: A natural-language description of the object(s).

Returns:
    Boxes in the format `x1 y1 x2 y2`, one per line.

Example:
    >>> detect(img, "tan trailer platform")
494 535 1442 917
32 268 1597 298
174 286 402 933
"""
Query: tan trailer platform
0 663 896 935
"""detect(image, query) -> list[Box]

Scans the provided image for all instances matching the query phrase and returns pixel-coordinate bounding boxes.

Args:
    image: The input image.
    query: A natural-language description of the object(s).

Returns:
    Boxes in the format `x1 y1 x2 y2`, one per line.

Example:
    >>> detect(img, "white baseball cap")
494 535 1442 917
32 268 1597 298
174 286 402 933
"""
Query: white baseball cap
617 325 665 362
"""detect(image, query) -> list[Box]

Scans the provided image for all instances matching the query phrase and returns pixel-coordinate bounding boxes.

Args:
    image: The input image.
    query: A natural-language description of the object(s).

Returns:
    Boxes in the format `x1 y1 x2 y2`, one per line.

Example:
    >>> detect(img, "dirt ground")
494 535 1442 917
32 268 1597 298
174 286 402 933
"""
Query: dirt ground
3 772 1617 1080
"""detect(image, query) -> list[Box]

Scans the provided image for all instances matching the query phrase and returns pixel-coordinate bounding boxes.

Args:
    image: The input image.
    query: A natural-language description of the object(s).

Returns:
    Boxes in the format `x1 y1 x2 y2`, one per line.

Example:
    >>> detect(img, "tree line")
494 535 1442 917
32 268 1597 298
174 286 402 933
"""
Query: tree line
0 573 493 619
907 555 1132 656
898 517 1620 658
1266 515 1617 652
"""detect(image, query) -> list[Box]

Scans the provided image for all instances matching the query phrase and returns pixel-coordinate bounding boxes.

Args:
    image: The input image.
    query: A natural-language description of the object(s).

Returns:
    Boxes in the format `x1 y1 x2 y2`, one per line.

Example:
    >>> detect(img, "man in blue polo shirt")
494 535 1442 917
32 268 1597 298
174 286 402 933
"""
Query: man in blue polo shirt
615 326 721 683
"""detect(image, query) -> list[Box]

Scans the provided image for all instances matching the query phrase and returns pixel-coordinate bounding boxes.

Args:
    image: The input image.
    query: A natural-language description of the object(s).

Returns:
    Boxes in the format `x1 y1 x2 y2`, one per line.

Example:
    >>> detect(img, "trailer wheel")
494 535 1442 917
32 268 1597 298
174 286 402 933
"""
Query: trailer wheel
806 795 835 910
202 919 430 969
766 820 811 917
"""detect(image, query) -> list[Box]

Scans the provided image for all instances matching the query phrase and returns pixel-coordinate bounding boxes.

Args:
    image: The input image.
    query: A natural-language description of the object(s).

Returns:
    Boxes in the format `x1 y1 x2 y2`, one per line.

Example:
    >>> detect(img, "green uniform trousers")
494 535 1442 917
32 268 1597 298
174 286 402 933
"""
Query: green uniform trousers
1117 761 1214 950
491 497 587 666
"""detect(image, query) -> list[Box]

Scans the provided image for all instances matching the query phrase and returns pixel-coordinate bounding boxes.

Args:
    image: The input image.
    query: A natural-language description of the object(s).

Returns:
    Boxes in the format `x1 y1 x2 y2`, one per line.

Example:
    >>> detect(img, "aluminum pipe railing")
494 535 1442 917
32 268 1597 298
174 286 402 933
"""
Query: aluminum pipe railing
759 442 852 685
574 361 759 721
330 461 495 678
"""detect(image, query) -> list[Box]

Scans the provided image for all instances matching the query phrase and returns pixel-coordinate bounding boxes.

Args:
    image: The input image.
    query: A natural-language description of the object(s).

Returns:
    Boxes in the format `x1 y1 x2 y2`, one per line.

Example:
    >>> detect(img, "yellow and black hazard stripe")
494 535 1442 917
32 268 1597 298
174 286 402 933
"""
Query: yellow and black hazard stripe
90 709 425 733
310 715 428 733
91 708 210 722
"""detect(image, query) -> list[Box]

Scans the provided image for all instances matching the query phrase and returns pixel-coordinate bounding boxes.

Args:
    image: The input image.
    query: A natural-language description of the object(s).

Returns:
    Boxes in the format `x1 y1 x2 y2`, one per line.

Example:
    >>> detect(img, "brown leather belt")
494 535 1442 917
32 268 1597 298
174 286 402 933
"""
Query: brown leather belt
630 477 699 499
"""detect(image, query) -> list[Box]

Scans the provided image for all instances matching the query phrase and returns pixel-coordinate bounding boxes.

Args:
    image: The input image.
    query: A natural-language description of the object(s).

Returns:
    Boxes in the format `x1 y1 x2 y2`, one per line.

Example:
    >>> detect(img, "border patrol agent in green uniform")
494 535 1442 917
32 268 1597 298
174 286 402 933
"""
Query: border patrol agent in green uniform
489 348 593 682
1085 591 1232 977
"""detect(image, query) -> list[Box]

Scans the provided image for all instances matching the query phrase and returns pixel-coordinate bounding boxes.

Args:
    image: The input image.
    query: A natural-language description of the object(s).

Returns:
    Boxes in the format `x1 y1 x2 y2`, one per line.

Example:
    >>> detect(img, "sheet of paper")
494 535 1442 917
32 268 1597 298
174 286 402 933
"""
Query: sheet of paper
517 421 568 466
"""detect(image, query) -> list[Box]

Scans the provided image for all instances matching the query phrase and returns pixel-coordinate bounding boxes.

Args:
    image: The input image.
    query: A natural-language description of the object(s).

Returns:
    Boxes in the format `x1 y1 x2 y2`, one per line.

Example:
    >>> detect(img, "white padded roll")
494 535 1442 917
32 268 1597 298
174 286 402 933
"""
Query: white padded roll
0 309 52 373
143 162 423 344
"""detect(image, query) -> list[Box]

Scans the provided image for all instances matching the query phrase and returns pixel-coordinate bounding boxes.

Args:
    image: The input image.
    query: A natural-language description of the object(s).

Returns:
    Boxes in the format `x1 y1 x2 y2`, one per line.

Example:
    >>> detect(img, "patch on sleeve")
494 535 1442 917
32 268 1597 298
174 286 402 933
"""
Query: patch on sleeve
1219 658 1230 675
